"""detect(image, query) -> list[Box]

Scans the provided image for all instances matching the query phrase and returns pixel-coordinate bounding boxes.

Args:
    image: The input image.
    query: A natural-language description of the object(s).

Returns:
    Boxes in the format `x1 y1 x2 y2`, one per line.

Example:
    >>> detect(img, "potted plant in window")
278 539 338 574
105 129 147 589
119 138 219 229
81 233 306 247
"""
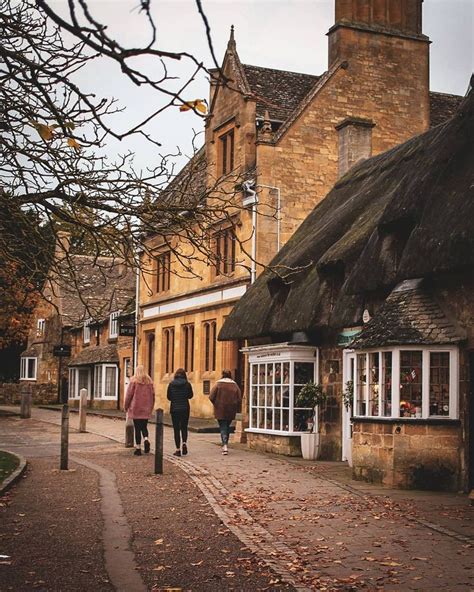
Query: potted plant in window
296 382 326 460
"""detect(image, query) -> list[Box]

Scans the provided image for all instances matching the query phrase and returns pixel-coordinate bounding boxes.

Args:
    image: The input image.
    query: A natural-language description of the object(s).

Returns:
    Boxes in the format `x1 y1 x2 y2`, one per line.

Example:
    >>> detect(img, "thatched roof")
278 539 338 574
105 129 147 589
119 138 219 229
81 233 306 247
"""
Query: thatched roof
219 89 473 342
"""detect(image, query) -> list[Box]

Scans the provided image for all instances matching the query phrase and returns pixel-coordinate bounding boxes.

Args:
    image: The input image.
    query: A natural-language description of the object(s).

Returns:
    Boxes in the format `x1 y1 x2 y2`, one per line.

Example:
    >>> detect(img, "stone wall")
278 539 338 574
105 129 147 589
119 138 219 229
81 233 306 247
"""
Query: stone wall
247 432 302 457
352 419 462 491
319 348 344 461
0 382 56 405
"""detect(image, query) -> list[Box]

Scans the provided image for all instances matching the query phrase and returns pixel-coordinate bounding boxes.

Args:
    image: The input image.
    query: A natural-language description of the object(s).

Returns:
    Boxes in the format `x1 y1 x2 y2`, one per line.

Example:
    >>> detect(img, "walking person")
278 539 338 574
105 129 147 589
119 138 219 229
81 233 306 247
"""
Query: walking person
167 368 193 457
124 365 155 456
209 370 242 455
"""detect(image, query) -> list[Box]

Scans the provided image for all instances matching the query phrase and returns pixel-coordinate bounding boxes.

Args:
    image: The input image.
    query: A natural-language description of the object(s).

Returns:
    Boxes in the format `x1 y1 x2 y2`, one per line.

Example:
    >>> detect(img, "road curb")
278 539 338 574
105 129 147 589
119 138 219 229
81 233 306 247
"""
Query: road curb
0 450 27 496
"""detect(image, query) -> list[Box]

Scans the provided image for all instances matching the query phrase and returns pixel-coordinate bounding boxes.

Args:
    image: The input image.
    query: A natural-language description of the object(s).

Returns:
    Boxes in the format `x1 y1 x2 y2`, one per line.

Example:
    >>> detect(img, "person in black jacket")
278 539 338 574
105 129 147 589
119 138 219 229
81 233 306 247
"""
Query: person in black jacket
167 368 193 456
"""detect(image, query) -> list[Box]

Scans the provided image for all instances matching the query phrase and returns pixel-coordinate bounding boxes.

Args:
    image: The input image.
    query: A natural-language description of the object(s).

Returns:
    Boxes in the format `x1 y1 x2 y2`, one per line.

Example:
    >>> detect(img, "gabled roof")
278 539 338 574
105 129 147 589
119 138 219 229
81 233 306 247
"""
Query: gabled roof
242 64 320 122
350 280 464 349
219 89 473 342
48 255 135 327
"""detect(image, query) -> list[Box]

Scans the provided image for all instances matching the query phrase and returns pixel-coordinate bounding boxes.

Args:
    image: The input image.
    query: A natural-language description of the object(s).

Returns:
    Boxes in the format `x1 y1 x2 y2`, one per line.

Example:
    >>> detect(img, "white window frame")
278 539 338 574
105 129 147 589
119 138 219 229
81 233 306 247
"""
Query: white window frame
351 346 459 420
36 318 45 337
20 357 37 380
244 344 319 436
83 319 91 344
94 364 118 400
109 311 120 339
69 367 91 399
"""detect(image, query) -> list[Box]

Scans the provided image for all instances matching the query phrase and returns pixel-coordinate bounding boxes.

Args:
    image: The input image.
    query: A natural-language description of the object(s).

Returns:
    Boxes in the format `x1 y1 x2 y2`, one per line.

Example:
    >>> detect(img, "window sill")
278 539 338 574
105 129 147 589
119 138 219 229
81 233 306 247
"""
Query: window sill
20 378 37 382
352 417 460 426
245 428 305 437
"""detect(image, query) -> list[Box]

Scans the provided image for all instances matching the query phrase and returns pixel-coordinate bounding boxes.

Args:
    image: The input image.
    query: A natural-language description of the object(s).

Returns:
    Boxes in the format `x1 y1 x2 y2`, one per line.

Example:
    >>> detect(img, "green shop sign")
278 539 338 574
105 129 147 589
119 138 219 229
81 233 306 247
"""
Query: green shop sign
337 328 362 347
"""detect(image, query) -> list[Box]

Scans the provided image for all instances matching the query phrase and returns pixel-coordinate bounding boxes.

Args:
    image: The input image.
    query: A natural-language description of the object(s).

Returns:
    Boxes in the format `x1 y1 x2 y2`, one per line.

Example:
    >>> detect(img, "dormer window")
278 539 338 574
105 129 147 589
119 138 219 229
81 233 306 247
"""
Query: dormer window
83 319 91 344
219 128 235 175
109 311 120 339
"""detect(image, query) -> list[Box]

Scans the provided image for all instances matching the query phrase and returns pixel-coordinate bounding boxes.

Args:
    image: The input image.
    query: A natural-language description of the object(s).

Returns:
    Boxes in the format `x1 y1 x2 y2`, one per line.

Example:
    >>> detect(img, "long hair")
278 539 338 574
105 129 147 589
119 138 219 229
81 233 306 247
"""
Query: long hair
174 368 187 380
132 365 153 384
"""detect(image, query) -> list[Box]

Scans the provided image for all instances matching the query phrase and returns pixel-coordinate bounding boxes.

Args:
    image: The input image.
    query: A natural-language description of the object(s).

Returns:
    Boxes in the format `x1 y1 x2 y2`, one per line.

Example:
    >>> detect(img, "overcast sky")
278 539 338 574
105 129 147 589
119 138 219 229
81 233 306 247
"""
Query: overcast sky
65 0 473 172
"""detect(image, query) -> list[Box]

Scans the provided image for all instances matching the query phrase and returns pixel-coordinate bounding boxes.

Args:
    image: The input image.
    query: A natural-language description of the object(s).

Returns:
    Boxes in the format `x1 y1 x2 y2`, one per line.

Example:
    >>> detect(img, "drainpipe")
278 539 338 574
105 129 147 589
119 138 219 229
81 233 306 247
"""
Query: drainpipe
257 184 281 252
242 181 258 284
133 252 140 371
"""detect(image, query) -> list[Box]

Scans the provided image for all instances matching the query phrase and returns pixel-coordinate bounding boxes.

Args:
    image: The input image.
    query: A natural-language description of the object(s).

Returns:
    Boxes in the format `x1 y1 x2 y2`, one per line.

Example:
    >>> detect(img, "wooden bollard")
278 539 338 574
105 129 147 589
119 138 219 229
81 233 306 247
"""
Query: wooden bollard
125 414 134 448
20 383 32 419
60 404 69 470
79 388 87 433
154 408 163 475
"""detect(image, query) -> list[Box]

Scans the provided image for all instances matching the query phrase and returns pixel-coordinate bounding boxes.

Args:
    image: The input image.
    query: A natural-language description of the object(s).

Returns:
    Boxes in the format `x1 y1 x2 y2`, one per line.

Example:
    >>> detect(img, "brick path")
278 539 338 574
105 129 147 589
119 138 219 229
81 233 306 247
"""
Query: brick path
2 406 473 591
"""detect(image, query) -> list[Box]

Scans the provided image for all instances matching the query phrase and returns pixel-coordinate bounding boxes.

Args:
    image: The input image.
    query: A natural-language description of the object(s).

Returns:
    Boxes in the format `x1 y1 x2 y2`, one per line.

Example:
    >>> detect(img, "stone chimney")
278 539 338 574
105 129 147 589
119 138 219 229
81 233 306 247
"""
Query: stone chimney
336 117 375 178
329 0 426 67
54 230 71 260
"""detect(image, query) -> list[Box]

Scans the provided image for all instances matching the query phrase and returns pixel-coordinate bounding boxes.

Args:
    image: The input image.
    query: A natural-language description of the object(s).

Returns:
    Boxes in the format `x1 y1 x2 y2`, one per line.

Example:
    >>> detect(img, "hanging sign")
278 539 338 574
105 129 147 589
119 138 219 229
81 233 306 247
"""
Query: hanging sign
53 345 71 357
119 324 136 337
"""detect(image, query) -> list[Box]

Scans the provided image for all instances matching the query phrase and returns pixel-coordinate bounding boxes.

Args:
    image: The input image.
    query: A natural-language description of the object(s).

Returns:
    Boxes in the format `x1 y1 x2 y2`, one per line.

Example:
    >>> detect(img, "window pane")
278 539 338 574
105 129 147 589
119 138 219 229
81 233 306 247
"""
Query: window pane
400 351 422 417
368 353 379 416
430 352 450 416
27 358 36 379
294 362 314 384
356 354 367 416
282 363 290 384
259 364 265 384
274 408 281 431
95 366 103 398
265 409 273 430
282 385 290 408
282 410 289 431
105 367 116 397
275 363 282 384
381 352 392 417
251 364 258 384
251 407 257 429
274 385 282 406
266 364 273 384
257 385 265 406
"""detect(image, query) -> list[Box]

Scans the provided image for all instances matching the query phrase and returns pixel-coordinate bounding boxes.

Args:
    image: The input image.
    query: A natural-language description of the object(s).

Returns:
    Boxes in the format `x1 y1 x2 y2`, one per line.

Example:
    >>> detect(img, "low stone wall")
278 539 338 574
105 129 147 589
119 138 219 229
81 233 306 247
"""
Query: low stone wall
247 432 301 456
69 399 117 411
0 382 57 405
352 419 462 491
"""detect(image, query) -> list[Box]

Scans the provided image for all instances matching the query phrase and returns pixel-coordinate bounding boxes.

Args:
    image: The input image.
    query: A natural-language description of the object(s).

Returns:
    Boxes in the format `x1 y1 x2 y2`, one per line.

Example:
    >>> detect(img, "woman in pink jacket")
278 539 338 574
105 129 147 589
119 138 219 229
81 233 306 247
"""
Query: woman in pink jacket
124 365 155 456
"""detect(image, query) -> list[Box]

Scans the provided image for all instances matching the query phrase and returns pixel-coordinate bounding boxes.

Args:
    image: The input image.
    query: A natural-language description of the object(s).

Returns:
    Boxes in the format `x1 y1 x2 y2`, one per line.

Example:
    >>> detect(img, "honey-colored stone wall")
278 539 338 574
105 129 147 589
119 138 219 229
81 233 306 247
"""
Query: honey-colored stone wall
319 348 344 461
247 432 302 457
352 419 462 491
138 302 240 418
256 27 429 250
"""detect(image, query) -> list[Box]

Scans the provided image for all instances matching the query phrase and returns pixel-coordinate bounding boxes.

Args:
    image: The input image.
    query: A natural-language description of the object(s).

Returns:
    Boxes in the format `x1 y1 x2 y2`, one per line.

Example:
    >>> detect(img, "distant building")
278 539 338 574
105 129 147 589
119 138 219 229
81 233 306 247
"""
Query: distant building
19 232 135 409
221 88 474 492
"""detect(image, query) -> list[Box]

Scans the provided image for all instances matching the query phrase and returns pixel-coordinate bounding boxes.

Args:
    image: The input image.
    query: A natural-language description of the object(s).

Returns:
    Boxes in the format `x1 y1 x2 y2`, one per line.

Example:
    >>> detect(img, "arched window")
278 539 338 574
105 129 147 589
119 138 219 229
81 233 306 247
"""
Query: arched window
202 320 217 372
147 333 155 378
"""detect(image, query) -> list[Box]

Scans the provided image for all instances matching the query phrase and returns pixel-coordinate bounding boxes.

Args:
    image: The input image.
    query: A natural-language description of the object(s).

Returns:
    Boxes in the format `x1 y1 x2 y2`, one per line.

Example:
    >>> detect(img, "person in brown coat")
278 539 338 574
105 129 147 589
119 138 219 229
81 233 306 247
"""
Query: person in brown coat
209 370 242 455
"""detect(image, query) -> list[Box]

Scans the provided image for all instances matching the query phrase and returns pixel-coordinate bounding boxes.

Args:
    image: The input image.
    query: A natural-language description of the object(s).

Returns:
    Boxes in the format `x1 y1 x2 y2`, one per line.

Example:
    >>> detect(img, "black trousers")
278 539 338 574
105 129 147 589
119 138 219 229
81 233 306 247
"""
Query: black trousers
171 409 189 449
133 419 149 446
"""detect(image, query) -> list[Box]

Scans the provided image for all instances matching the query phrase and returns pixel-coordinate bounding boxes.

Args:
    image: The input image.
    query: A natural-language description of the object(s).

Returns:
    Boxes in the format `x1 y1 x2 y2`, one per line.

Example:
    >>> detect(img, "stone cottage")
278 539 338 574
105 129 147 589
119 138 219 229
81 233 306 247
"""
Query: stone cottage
220 87 474 492
19 232 135 409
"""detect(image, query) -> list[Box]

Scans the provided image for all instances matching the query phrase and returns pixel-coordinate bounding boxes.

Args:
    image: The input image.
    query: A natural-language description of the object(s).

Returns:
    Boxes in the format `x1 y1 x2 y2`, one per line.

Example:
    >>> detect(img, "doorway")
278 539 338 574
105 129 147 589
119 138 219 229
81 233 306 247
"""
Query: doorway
342 350 355 466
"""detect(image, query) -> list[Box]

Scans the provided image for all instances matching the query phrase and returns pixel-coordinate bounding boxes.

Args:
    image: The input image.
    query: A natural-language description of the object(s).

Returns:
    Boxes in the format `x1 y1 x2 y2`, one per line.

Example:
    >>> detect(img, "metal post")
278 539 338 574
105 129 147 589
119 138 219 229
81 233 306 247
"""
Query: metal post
79 388 87 433
60 404 69 470
20 383 32 419
154 408 163 475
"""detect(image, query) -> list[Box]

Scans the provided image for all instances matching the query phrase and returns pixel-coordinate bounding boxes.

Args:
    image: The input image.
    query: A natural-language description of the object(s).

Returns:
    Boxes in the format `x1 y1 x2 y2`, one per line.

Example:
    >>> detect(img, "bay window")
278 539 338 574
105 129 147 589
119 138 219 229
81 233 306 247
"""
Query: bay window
350 347 458 420
246 345 319 435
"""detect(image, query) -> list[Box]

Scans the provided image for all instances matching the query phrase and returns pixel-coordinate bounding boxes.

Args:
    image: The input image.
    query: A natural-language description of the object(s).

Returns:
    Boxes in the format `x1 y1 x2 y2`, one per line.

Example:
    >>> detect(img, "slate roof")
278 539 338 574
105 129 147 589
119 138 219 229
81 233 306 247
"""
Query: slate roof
69 344 119 366
51 255 135 327
219 88 473 342
242 64 461 129
350 280 464 349
242 64 320 122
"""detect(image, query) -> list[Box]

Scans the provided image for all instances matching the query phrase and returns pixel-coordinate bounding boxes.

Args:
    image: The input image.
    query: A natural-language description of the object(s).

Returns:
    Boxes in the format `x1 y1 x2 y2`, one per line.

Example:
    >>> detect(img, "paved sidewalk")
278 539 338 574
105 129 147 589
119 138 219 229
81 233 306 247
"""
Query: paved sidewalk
1 406 473 591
